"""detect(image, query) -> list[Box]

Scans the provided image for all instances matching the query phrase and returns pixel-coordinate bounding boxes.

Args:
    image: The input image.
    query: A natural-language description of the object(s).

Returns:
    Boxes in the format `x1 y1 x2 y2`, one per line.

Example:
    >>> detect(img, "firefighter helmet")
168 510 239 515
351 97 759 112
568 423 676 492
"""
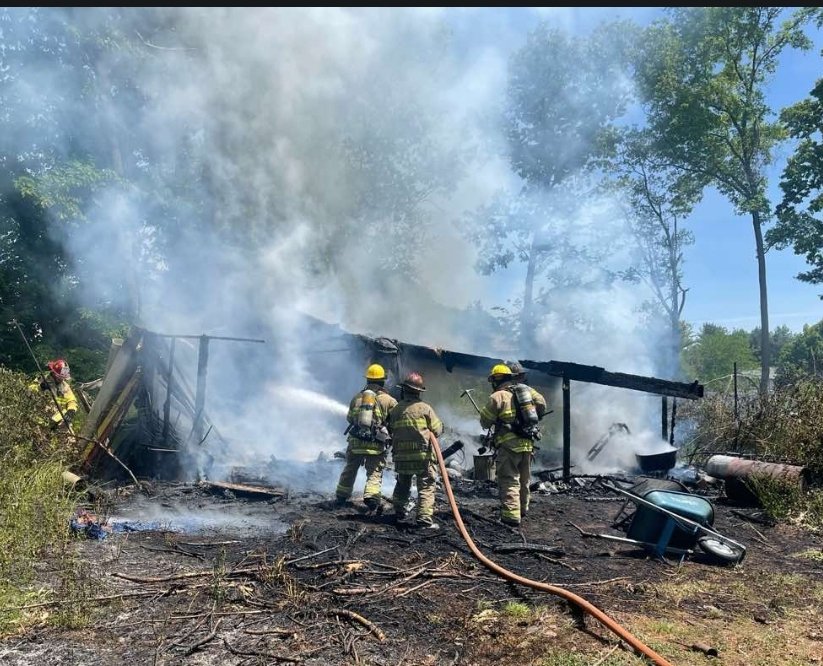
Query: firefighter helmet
506 361 526 380
488 363 513 383
365 363 386 381
401 371 426 393
47 359 71 381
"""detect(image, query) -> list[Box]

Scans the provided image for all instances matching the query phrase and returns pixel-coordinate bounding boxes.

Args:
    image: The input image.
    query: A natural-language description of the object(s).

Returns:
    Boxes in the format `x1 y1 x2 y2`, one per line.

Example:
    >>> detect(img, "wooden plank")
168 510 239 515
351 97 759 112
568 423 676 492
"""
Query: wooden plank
81 332 142 442
198 480 285 499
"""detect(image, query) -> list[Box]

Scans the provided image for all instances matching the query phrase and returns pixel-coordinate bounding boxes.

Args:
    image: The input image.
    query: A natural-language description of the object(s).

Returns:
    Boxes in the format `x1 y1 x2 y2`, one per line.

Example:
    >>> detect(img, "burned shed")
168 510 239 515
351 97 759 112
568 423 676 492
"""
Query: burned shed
78 315 704 487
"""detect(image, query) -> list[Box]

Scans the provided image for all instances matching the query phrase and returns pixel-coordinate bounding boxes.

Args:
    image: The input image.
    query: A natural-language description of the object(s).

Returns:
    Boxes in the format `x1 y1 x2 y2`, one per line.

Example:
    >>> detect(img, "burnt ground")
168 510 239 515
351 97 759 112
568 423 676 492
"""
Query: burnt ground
1 477 821 666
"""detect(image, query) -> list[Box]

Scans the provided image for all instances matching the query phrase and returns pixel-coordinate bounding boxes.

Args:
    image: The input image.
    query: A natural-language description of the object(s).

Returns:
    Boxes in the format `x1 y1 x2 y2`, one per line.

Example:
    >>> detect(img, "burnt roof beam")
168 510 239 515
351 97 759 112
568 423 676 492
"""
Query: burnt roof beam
520 360 703 400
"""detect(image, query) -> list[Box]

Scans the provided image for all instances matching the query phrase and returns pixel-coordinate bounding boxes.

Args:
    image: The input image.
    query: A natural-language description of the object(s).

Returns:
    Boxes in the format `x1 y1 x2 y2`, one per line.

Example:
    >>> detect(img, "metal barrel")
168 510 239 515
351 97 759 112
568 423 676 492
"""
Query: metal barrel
705 455 807 489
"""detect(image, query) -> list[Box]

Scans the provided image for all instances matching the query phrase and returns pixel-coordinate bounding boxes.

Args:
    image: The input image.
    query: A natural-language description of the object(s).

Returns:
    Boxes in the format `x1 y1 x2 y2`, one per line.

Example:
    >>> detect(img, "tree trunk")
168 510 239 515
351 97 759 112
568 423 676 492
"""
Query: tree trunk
752 210 770 394
669 220 682 378
98 61 141 323
520 234 537 356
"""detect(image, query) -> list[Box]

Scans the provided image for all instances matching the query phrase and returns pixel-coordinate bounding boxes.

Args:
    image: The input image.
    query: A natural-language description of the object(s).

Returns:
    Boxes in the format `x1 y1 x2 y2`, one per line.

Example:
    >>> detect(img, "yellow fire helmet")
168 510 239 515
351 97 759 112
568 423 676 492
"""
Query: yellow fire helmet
365 363 387 381
488 363 513 382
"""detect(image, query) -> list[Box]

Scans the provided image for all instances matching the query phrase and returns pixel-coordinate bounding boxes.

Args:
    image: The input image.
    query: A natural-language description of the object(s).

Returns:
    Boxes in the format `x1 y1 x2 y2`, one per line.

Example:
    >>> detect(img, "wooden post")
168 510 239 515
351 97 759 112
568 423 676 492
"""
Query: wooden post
661 396 668 441
733 362 739 421
669 398 677 446
162 337 176 446
193 335 210 446
562 375 571 481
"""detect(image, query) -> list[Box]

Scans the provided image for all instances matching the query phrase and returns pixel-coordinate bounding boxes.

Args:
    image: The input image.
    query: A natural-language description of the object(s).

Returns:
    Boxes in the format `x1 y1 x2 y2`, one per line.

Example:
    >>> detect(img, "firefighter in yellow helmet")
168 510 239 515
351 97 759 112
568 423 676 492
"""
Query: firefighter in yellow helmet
479 363 547 527
387 372 444 530
28 359 79 430
334 363 398 511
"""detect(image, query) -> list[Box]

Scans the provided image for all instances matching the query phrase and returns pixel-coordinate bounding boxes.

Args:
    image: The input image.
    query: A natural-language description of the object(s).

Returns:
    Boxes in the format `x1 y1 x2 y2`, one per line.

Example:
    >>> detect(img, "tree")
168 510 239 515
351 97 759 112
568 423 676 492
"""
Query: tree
682 323 759 385
476 21 633 355
611 129 705 376
748 324 796 363
0 8 171 368
635 7 814 393
769 76 823 295
775 319 823 384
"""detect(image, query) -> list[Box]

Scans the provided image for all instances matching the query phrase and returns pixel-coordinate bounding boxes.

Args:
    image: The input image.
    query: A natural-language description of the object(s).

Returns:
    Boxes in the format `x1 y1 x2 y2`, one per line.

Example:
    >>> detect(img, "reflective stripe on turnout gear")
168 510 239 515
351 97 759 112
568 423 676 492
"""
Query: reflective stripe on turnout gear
388 397 443 476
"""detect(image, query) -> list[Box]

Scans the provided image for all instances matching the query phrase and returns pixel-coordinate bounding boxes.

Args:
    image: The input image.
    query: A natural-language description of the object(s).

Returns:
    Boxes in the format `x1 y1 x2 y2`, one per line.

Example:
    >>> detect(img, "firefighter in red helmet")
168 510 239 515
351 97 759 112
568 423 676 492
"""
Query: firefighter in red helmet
29 359 78 430
386 372 444 529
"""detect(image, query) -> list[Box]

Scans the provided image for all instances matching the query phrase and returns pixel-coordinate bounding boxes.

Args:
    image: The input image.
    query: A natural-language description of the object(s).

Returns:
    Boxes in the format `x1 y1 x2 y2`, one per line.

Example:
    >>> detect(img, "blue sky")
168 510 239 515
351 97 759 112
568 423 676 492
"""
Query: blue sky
445 7 822 333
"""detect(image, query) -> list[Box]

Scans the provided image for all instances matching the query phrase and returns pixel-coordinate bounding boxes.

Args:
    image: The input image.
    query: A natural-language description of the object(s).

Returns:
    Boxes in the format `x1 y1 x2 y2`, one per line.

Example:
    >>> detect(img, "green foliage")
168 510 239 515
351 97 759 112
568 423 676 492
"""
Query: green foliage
681 323 758 383
466 21 634 352
609 128 704 374
775 320 823 384
746 475 823 528
682 376 823 477
635 7 815 391
506 20 634 189
636 7 811 216
770 78 823 294
14 161 118 223
749 325 796 364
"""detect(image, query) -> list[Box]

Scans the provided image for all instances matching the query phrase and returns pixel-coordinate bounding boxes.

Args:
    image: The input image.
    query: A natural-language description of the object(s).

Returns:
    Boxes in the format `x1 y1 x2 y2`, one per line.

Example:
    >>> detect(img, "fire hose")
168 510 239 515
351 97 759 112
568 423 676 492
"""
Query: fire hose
430 433 675 666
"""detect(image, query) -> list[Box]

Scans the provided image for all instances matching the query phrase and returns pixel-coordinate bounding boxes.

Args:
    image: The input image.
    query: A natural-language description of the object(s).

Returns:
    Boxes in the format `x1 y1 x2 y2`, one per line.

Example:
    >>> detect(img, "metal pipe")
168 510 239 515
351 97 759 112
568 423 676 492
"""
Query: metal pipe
705 455 807 488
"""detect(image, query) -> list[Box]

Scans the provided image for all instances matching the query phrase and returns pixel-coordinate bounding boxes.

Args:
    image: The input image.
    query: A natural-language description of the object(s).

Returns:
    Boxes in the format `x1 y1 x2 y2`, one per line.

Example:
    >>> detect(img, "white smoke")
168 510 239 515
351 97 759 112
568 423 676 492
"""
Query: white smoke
9 8 679 486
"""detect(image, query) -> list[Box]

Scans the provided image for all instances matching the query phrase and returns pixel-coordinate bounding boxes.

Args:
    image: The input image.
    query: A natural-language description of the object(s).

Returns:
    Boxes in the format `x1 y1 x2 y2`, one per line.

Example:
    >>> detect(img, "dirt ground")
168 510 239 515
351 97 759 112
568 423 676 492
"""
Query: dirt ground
1 474 821 666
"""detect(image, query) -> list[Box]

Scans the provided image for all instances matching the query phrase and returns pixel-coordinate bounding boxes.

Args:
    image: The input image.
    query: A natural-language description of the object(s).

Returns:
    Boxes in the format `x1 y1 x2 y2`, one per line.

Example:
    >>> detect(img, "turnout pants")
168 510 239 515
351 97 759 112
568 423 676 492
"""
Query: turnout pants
335 450 386 501
391 460 437 523
496 447 531 523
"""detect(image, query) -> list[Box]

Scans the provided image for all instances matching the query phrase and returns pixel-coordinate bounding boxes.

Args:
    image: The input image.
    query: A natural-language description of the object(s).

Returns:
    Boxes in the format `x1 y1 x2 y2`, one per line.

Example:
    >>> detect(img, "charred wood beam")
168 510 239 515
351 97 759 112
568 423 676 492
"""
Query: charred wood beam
192 335 209 448
154 334 266 343
162 337 176 446
562 376 571 481
670 399 677 446
521 360 703 399
354 335 702 400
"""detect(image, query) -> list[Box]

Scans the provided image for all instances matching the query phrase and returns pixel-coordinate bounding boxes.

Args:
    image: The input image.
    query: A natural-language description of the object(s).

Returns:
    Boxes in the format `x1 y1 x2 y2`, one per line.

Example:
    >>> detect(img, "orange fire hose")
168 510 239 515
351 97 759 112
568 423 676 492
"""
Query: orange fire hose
430 435 675 666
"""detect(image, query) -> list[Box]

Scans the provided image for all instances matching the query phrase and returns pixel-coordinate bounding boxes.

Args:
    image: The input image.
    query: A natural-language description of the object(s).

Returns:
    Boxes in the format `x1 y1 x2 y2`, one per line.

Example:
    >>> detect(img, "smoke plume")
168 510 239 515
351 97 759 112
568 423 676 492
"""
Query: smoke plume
6 8 677 485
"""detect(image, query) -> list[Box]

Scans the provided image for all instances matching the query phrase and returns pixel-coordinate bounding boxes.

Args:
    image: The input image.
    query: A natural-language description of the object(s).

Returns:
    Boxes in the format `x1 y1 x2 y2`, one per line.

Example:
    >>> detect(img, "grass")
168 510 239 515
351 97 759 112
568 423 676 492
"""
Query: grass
51 552 96 630
0 368 82 634
793 548 823 562
502 601 532 620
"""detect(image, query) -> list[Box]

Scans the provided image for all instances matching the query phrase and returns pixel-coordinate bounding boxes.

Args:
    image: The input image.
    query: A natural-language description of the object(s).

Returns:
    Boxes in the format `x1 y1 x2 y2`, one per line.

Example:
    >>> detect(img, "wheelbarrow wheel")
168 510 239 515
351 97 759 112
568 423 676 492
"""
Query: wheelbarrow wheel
697 536 744 564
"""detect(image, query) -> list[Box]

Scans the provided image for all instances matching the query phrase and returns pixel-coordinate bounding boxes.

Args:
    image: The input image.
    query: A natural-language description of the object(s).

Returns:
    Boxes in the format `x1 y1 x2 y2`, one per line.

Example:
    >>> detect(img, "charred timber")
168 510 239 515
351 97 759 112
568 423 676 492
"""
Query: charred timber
520 360 703 400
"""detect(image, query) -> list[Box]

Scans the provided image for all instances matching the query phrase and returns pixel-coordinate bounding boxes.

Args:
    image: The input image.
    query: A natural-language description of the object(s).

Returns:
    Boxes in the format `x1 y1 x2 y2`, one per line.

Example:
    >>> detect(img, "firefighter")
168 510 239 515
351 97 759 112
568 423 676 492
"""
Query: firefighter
334 363 398 511
387 371 444 530
29 359 78 430
479 363 547 527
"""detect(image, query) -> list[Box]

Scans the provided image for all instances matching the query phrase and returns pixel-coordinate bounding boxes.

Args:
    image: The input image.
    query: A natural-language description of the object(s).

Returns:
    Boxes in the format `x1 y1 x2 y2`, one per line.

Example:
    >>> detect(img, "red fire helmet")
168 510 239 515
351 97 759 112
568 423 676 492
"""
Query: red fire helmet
47 359 71 380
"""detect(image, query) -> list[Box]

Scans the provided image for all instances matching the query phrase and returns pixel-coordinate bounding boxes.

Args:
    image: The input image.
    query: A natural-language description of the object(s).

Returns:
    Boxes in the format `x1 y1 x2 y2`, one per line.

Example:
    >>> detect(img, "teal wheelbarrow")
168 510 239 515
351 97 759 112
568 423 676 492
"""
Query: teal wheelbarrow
599 483 747 565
